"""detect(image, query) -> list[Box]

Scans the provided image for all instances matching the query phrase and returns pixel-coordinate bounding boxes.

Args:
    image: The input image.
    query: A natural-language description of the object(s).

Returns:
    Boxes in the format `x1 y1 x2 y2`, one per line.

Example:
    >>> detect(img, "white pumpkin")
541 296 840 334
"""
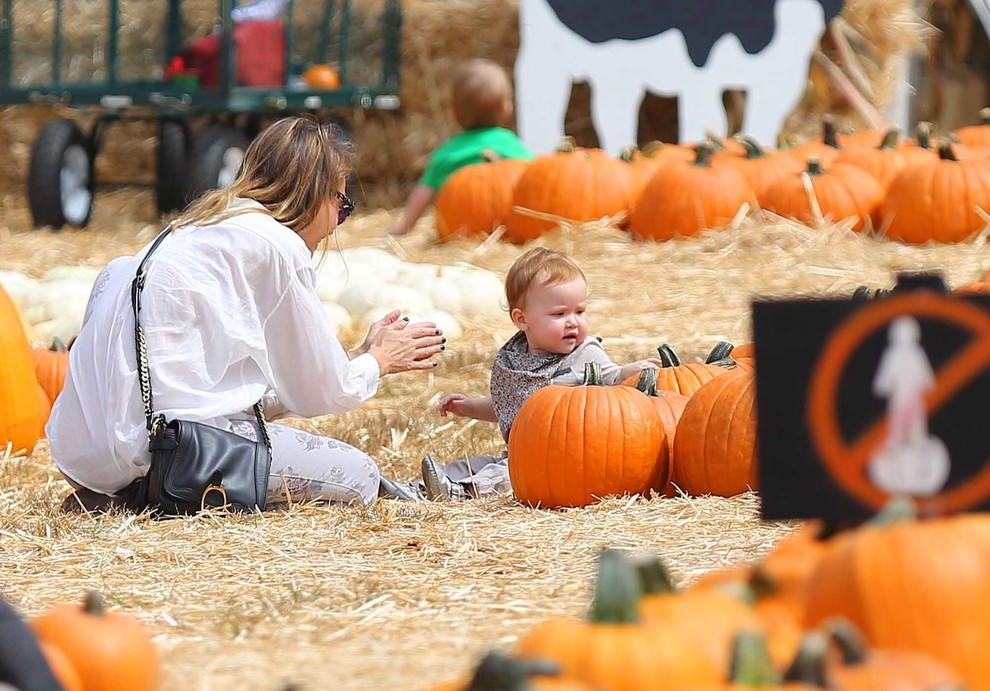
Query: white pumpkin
448 265 505 320
336 281 433 318
0 270 43 310
41 266 102 284
33 317 84 344
313 247 403 301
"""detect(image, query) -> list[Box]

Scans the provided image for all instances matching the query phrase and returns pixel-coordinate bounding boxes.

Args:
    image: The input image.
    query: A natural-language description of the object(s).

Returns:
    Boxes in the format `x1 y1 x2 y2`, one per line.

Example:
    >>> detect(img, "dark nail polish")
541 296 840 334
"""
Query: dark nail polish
433 362 438 367
434 329 441 335
441 337 447 344
440 345 445 351
403 317 410 322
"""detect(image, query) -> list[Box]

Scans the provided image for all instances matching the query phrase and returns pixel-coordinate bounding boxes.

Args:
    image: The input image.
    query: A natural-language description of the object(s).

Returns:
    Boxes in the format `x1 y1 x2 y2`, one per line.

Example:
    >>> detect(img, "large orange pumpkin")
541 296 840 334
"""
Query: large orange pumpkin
803 509 990 689
622 140 695 205
789 115 843 167
435 154 529 241
879 142 990 244
953 107 990 148
505 141 633 243
517 550 720 689
672 369 757 497
761 157 883 231
629 143 756 241
0 284 43 455
508 363 668 509
31 591 161 691
629 367 689 494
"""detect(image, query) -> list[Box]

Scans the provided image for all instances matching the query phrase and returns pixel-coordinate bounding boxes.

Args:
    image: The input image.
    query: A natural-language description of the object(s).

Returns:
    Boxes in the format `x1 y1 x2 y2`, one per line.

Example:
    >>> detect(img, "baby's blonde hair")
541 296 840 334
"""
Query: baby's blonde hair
451 58 513 130
505 248 586 312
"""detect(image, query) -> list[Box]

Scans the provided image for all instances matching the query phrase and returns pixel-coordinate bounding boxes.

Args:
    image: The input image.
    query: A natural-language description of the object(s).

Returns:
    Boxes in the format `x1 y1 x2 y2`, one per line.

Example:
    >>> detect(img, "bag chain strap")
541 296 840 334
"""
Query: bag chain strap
131 225 272 453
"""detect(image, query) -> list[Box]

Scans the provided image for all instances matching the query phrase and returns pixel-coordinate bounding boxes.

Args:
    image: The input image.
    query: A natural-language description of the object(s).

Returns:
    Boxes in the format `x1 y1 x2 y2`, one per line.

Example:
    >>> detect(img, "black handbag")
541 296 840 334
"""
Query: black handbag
131 228 273 515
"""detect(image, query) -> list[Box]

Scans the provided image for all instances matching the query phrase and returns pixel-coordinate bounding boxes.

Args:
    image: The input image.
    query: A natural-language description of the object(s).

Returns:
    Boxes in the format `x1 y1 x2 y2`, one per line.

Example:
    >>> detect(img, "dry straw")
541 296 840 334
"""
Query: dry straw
2 189 990 688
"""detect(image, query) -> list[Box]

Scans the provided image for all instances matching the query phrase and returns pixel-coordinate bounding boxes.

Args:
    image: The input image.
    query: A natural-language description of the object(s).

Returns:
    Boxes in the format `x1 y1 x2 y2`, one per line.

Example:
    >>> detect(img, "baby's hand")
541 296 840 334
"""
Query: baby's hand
619 358 665 381
439 393 470 417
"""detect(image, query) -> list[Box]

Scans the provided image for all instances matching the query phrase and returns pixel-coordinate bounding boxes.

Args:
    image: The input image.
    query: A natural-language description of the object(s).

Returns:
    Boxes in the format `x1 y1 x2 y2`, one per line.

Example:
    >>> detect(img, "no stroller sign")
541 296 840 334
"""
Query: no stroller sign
753 275 990 522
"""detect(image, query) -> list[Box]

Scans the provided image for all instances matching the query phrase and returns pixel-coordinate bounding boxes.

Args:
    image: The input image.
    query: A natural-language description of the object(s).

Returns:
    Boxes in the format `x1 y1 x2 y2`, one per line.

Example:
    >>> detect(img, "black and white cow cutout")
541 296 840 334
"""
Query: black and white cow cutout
516 0 845 154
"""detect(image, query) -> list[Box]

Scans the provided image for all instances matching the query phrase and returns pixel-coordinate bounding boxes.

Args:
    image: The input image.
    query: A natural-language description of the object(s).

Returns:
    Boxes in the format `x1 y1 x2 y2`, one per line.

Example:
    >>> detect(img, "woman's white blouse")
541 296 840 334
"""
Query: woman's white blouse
47 204 380 494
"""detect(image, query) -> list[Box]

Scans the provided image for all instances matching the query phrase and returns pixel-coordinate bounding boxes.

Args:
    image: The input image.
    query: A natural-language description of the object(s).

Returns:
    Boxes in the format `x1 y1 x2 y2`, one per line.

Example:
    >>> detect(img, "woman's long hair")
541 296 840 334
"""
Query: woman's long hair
173 116 354 234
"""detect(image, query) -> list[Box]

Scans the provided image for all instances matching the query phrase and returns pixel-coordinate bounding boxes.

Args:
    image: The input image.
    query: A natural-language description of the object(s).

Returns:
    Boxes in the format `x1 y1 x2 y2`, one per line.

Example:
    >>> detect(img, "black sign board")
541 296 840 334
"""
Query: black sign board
754 272 990 522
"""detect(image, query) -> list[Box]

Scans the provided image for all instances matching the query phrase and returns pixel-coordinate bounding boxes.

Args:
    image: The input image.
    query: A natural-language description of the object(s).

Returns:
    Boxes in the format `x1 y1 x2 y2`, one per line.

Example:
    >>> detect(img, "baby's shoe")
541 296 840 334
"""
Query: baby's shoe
421 456 469 501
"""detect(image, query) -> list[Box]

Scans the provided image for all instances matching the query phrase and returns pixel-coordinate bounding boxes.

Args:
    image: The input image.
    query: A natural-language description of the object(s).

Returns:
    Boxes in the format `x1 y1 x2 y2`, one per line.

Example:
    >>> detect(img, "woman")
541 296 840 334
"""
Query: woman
48 116 444 512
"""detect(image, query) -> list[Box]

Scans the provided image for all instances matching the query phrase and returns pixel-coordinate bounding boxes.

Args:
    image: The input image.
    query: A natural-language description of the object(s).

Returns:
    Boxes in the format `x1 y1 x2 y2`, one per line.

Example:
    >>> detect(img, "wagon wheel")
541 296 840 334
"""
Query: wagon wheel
187 125 250 200
27 118 94 229
156 119 192 214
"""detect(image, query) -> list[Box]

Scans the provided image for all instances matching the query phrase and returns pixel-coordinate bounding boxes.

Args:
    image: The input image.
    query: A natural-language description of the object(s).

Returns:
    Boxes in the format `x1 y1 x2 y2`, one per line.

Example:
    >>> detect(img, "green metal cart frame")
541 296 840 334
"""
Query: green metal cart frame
0 0 402 227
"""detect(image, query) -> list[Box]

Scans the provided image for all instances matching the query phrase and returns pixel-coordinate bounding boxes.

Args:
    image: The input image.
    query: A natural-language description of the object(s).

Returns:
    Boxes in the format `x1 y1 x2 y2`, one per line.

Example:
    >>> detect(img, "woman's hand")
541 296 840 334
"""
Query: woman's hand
351 309 403 358
367 317 446 375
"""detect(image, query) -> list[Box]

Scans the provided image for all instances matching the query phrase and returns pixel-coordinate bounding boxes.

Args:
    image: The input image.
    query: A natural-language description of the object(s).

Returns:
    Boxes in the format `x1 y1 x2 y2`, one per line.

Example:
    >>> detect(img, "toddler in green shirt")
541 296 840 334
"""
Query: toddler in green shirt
387 58 534 236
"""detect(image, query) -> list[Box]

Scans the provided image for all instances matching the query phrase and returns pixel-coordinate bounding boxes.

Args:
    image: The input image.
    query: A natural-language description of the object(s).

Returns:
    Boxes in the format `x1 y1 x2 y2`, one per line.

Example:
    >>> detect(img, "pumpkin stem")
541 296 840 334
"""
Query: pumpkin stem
633 555 677 595
693 141 715 167
734 134 767 160
588 549 643 624
782 632 830 686
704 129 726 152
466 651 560 691
657 344 681 367
824 617 869 666
938 142 959 161
822 115 840 149
980 107 990 125
879 128 900 150
619 145 638 163
806 157 824 176
83 590 106 616
50 336 68 352
554 136 578 154
582 362 604 387
640 140 665 157
635 367 661 398
729 631 782 685
746 567 782 601
915 121 934 149
706 341 735 363
870 495 918 525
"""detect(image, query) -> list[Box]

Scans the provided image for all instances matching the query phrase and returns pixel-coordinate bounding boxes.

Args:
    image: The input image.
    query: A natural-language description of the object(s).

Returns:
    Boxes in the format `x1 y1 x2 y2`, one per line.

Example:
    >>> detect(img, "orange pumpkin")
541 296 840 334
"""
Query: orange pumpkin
518 550 720 689
37 384 52 434
953 107 990 148
435 154 529 240
824 618 964 690
790 115 843 167
803 508 990 689
879 142 990 244
32 338 70 406
301 63 340 89
672 369 758 497
834 128 910 192
714 136 805 203
629 367 689 495
0 284 43 456
39 641 85 691
629 143 756 241
635 556 764 672
505 140 633 243
508 363 668 509
761 157 883 231
622 140 695 204
31 591 160 691
625 344 733 396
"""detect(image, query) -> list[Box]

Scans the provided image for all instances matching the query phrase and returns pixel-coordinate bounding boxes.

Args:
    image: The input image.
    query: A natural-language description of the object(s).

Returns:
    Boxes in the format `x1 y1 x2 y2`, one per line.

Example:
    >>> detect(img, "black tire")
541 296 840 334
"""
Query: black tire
27 118 94 229
156 119 192 214
187 125 250 201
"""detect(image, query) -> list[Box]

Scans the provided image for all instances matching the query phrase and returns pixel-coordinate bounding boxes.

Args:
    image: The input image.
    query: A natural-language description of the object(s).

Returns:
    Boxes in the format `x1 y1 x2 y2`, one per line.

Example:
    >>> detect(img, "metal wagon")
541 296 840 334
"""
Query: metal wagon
0 0 402 227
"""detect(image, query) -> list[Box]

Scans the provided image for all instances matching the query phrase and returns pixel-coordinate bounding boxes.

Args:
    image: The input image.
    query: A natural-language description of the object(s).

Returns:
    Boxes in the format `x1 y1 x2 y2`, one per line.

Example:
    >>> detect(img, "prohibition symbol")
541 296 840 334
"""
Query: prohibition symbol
807 292 990 515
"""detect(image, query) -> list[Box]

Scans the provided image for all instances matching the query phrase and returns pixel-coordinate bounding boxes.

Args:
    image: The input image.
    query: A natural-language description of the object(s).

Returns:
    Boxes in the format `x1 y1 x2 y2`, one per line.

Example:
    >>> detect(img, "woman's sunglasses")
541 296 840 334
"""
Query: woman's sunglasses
334 189 356 225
